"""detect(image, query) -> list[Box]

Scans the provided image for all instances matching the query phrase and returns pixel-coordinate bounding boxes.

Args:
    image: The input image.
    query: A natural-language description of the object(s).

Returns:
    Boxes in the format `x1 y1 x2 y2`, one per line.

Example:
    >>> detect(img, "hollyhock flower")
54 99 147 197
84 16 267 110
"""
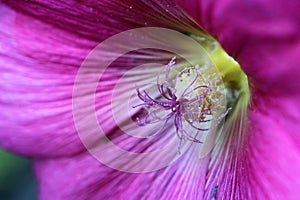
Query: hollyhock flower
1 1 300 200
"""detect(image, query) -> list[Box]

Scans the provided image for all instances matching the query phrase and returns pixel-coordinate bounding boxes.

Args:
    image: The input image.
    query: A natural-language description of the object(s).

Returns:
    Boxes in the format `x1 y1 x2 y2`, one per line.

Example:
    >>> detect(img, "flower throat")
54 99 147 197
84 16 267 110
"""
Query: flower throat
132 34 248 146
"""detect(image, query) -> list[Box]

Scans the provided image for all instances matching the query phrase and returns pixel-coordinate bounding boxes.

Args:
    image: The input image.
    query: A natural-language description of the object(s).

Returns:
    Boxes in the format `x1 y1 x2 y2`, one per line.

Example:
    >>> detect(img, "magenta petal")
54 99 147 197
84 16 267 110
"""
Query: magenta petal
0 1 203 157
247 108 300 199
4 0 203 40
3 0 300 199
0 4 87 157
246 92 300 198
34 148 210 200
176 0 300 95
176 0 300 197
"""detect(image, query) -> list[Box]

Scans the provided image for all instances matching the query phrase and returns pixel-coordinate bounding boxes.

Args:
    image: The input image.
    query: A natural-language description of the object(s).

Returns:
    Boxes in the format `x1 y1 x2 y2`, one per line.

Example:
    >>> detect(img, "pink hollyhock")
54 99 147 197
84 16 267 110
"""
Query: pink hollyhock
1 0 300 199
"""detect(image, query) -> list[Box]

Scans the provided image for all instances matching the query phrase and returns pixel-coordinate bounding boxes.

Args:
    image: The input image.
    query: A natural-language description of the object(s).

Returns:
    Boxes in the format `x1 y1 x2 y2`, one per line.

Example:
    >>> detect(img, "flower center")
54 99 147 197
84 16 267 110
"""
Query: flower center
132 34 249 147
133 57 229 144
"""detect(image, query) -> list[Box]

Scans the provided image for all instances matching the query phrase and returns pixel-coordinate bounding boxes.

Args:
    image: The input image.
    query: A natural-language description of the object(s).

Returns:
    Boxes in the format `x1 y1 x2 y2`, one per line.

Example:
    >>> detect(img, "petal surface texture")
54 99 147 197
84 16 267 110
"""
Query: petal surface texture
0 0 201 157
2 0 300 199
176 0 300 199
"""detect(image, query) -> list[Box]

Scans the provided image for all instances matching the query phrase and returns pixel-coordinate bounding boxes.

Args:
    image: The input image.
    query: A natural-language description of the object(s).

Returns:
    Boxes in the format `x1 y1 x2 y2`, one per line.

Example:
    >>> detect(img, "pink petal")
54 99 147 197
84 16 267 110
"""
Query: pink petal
32 67 252 199
3 0 299 199
34 147 211 200
1 1 256 197
33 91 256 199
0 4 88 157
247 101 300 199
0 1 203 157
176 0 300 95
176 0 300 198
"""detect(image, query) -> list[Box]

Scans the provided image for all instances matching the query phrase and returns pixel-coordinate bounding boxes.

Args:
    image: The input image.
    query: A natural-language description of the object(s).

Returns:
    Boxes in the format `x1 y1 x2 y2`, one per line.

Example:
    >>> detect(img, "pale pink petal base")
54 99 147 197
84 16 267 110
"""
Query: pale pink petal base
34 146 210 200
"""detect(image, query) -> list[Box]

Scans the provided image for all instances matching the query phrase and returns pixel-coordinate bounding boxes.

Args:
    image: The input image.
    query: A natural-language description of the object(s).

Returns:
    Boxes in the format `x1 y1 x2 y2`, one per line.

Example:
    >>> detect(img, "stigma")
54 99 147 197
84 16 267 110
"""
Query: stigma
132 57 230 144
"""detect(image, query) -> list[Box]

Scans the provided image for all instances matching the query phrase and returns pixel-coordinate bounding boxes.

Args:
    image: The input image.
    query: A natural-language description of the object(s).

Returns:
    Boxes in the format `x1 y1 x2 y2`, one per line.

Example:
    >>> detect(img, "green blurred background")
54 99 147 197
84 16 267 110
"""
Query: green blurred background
0 149 37 200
